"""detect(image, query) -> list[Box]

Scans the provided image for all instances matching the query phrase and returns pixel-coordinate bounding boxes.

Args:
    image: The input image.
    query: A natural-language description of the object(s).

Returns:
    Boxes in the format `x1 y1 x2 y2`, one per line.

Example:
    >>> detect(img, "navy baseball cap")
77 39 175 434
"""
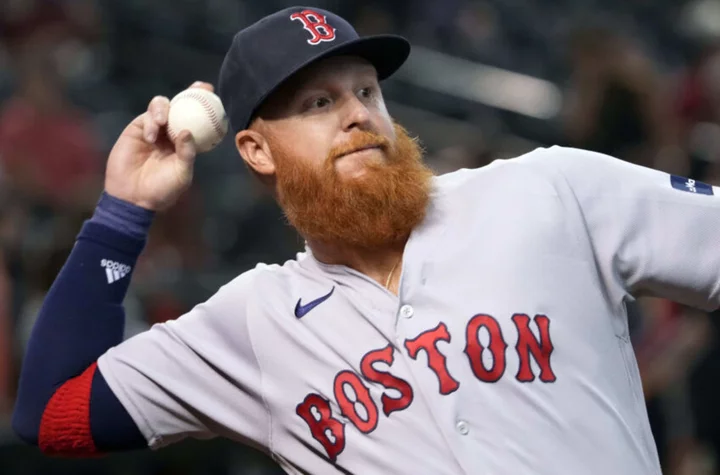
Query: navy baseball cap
217 6 410 133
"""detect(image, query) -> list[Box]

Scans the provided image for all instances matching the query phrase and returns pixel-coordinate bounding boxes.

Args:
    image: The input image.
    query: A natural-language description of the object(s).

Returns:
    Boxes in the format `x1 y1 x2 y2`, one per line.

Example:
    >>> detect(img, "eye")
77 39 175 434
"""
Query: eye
358 87 374 99
308 96 331 110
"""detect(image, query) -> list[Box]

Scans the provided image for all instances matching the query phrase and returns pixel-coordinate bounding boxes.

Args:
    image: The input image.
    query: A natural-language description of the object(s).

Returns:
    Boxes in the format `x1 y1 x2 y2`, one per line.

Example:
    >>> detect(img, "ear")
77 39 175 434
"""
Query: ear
235 130 276 178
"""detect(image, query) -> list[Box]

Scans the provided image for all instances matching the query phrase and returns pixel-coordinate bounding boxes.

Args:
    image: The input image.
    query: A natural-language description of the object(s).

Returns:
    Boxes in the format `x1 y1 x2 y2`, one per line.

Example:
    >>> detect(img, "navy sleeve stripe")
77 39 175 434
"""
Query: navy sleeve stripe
79 221 147 256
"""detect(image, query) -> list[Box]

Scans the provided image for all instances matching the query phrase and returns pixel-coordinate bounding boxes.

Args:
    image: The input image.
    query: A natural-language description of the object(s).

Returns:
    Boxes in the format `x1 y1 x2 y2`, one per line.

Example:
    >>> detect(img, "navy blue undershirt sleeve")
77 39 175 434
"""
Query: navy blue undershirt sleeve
90 369 146 450
12 193 153 451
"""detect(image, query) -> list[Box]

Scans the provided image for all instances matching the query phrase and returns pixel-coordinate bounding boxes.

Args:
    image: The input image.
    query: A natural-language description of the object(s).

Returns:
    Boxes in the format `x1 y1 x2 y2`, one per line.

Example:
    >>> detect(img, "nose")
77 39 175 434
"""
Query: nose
341 94 373 133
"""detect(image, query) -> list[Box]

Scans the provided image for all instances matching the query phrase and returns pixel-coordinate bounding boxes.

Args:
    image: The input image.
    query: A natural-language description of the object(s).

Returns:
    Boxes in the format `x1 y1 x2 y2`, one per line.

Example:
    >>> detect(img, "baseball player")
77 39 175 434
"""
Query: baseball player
11 6 720 475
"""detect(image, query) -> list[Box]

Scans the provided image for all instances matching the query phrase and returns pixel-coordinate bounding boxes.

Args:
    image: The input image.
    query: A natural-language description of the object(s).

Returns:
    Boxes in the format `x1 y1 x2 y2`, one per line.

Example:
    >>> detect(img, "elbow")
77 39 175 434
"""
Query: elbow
12 364 100 456
12 386 100 457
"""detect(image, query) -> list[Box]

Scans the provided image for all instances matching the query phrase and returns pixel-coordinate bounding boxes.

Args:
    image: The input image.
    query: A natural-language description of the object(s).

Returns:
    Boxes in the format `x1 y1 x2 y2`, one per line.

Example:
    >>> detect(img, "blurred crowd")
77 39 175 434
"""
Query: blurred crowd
2 0 720 474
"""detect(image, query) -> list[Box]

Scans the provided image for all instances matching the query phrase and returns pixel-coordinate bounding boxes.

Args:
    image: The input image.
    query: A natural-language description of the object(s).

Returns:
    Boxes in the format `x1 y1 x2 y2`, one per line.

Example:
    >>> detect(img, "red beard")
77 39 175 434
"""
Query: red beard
273 123 434 249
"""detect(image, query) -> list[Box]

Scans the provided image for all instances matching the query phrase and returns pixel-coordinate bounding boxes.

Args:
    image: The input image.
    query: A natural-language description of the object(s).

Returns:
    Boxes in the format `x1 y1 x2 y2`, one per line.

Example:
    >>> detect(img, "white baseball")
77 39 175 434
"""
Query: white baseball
167 88 229 153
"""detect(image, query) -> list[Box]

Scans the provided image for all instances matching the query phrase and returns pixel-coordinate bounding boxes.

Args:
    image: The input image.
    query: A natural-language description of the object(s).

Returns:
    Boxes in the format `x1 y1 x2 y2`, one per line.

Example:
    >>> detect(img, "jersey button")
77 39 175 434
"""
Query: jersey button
456 420 469 435
400 305 414 319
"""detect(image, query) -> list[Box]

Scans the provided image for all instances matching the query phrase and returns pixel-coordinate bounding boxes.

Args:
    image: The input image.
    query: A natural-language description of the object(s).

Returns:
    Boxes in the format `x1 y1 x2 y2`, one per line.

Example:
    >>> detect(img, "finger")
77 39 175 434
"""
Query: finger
148 95 170 127
188 81 214 93
174 130 197 163
142 112 160 144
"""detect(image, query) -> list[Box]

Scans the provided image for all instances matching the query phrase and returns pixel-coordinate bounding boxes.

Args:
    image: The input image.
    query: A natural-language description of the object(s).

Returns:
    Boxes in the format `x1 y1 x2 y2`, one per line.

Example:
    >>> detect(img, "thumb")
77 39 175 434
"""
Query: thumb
174 130 198 163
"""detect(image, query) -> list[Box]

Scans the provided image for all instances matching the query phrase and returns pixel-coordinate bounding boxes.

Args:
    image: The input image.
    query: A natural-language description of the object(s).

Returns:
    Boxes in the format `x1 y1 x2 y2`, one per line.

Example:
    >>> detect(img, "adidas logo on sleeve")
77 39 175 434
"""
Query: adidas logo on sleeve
101 259 132 284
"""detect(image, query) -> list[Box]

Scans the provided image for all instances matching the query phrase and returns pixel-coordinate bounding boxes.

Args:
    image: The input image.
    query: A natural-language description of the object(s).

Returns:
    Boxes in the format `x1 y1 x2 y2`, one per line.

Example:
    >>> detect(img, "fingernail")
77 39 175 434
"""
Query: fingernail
183 132 193 142
191 81 204 87
147 132 156 142
155 113 163 122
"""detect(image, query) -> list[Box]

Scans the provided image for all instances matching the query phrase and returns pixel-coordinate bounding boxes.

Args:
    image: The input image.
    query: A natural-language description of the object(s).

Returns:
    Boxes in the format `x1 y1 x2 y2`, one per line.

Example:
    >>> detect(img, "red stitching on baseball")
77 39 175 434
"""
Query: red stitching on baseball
170 90 225 141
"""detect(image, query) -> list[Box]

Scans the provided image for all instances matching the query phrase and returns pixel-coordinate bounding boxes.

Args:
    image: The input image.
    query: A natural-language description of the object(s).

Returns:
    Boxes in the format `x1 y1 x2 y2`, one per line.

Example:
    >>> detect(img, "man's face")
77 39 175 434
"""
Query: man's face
257 55 396 179
242 55 434 249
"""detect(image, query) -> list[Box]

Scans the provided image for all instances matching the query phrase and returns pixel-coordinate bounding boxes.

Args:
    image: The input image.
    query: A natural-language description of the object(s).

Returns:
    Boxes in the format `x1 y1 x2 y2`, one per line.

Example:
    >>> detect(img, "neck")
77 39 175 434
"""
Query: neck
308 237 407 291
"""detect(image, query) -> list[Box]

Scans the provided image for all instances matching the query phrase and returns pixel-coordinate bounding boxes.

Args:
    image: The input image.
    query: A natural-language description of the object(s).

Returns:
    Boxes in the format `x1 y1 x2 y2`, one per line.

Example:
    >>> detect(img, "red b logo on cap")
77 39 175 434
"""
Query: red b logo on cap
290 9 336 45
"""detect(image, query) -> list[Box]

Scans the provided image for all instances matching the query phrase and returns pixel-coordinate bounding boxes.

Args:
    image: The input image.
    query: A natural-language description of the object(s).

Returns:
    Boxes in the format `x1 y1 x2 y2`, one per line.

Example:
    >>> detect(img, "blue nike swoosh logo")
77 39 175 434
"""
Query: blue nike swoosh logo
295 286 335 319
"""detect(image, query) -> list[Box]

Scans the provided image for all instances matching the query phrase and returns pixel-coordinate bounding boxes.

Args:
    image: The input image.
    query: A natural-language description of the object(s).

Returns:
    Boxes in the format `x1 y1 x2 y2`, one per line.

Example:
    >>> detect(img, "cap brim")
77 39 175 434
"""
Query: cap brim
246 35 410 128
319 34 411 80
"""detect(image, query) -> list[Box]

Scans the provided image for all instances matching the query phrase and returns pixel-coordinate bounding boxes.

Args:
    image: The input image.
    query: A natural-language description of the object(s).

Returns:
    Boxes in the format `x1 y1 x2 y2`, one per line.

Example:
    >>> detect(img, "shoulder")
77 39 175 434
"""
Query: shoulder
431 146 570 199
513 146 659 196
206 252 320 313
427 146 642 218
215 255 308 297
434 146 636 192
514 145 642 176
156 256 311 345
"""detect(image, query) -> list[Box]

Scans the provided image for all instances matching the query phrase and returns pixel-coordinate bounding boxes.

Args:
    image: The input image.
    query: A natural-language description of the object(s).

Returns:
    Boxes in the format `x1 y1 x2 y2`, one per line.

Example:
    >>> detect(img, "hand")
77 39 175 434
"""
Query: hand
104 82 214 211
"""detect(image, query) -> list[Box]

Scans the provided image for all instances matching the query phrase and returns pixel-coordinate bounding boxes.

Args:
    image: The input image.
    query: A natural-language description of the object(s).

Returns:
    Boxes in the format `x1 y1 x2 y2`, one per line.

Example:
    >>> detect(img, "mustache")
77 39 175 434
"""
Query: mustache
328 131 391 162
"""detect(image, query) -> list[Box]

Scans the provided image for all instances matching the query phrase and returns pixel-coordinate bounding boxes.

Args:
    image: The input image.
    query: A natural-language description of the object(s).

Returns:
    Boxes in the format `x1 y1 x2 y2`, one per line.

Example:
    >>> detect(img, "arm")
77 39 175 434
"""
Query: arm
527 146 720 310
12 83 208 456
12 194 153 454
13 193 269 455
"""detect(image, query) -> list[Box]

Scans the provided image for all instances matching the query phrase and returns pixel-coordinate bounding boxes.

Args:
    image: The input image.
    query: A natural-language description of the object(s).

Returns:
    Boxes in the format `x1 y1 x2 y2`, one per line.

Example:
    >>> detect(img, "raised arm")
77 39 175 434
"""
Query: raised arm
12 83 208 455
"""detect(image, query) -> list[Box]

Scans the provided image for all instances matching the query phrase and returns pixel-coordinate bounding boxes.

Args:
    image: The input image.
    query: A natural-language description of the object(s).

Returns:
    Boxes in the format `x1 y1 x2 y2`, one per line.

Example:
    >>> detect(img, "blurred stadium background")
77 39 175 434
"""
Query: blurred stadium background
2 0 720 473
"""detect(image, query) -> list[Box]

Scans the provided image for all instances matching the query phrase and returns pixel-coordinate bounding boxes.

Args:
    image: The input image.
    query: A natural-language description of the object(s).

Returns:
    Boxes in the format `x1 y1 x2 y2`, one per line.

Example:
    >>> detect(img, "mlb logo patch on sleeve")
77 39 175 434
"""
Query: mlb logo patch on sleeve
670 175 714 195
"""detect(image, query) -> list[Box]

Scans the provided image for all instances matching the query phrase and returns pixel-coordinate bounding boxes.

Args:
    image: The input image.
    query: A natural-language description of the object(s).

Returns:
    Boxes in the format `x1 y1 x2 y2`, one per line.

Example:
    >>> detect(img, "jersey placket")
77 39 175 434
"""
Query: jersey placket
392 236 477 475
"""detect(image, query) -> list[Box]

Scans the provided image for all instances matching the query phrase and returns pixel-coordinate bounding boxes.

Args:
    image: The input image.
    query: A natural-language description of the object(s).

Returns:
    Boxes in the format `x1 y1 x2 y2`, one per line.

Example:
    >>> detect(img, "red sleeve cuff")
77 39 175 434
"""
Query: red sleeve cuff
39 362 100 457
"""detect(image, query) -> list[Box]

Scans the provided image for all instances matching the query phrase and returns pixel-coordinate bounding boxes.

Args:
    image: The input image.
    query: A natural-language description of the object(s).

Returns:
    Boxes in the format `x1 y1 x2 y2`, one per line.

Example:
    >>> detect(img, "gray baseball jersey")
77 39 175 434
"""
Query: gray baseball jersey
98 146 720 474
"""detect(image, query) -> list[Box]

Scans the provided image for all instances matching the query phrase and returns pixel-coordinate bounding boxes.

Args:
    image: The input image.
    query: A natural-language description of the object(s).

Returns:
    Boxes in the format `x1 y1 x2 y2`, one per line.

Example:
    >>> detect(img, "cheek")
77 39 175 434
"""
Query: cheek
274 124 332 168
373 108 395 140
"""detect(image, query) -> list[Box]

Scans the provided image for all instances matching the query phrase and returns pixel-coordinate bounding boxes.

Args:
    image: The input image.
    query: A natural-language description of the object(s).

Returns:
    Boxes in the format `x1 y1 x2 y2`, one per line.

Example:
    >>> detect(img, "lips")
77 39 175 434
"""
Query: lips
337 144 383 159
